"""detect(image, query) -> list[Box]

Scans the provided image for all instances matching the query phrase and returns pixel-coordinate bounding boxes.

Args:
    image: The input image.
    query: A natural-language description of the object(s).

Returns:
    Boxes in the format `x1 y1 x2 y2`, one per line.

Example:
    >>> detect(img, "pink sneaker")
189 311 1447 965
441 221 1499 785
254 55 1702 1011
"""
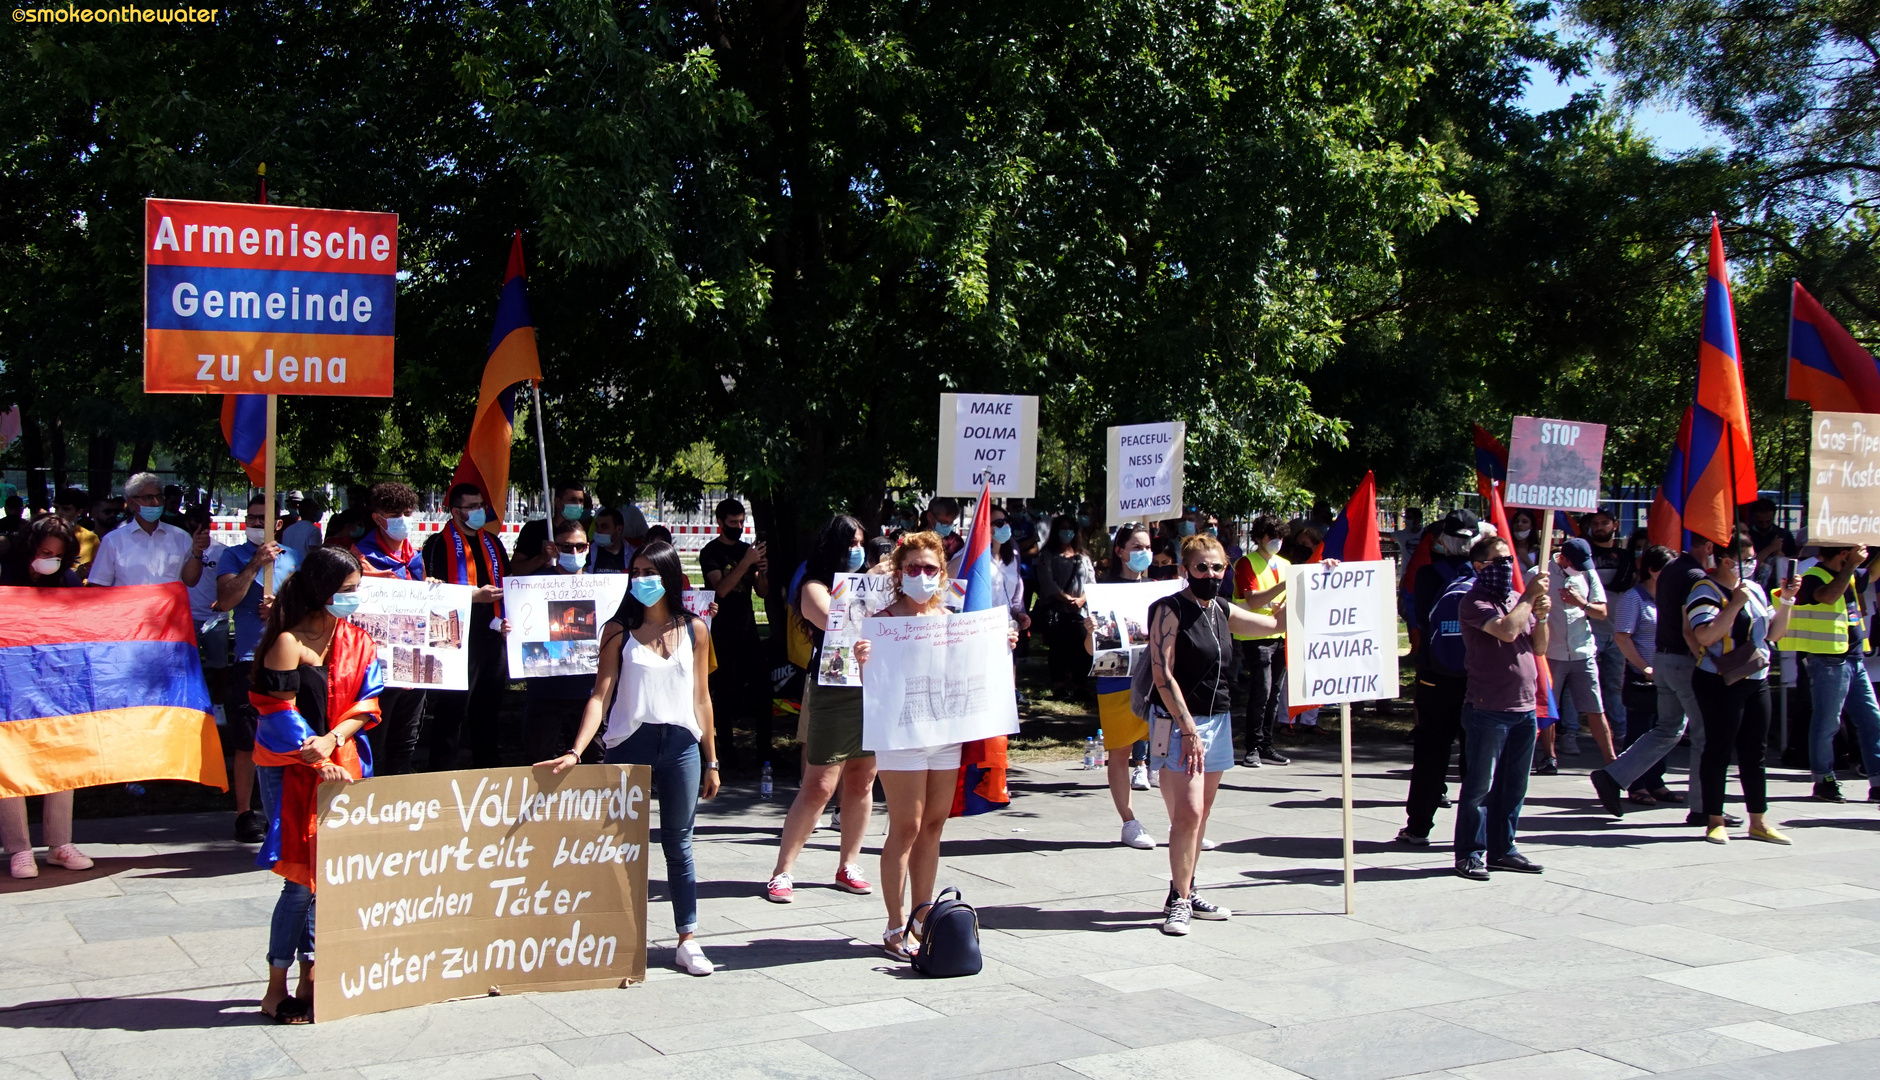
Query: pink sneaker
9 851 36 879
47 845 92 871
765 873 794 903
834 863 873 895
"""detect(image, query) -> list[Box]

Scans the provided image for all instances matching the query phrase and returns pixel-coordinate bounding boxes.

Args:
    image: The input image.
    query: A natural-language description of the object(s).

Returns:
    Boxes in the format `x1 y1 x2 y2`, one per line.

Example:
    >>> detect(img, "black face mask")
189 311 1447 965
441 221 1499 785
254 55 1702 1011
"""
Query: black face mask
1149 564 1179 581
1188 575 1222 602
721 524 740 541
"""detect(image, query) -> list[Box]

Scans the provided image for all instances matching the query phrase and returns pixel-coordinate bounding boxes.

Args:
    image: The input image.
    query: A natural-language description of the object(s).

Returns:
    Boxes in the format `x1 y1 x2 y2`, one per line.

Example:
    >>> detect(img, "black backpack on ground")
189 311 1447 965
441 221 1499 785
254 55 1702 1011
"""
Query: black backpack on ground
910 886 982 977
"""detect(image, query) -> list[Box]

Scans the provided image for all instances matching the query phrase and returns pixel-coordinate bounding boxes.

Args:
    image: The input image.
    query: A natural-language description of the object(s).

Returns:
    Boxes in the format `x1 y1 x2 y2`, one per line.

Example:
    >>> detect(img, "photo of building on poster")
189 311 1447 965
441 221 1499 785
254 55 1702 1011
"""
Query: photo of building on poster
504 576 626 680
818 573 896 687
348 578 475 690
1083 579 1185 677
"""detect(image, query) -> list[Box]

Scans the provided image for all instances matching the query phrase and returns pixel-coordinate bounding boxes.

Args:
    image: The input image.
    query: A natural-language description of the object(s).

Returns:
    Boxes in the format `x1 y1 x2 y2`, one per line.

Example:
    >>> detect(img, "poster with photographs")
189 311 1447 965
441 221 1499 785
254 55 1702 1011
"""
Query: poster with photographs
1082 579 1185 677
504 575 627 679
818 572 897 687
347 578 476 690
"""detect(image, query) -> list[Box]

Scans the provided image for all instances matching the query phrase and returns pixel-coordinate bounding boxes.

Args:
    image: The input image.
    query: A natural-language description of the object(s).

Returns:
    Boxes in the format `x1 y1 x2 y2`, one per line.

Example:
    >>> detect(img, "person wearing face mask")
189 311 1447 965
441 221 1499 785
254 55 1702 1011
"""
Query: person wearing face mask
1507 509 1541 572
1147 534 1291 934
0 517 95 879
249 546 382 1023
1149 537 1180 580
765 515 878 905
1685 532 1799 844
1036 514 1095 696
1781 541 1880 803
350 482 429 776
1453 533 1552 881
518 517 606 769
1085 524 1161 844
589 508 629 573
52 489 99 578
699 498 771 761
88 472 207 589
1397 510 1481 846
511 482 591 575
1232 515 1292 769
215 495 305 844
922 496 965 561
1536 538 1613 775
421 483 511 770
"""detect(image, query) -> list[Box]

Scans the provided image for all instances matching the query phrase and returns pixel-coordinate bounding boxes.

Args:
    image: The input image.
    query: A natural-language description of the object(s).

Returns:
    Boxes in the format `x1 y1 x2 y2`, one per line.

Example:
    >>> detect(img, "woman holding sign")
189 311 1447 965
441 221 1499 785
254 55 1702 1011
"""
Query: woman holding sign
1147 535 1291 936
855 532 1018 960
542 541 720 976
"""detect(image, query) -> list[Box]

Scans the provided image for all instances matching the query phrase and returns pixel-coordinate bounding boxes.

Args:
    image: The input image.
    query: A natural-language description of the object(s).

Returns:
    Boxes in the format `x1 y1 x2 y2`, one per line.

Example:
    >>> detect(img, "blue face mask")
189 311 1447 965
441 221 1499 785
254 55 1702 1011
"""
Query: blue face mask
992 524 1012 545
1178 520 1196 536
1057 529 1075 544
560 503 584 521
382 514 410 541
464 507 488 530
558 552 583 573
847 546 866 572
630 575 666 606
138 504 163 523
326 592 363 618
1127 549 1153 573
933 522 954 538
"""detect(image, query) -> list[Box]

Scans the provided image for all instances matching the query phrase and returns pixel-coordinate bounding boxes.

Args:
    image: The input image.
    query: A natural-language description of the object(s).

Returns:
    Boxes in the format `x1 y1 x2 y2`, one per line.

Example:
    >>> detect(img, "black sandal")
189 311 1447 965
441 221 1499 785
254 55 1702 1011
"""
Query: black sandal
262 997 312 1025
1651 787 1685 804
1627 789 1657 806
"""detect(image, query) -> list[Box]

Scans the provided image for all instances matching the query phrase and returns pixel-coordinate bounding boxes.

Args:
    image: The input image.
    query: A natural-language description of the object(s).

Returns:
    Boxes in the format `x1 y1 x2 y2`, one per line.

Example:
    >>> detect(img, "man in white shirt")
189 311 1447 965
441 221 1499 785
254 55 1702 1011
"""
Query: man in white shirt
87 472 206 588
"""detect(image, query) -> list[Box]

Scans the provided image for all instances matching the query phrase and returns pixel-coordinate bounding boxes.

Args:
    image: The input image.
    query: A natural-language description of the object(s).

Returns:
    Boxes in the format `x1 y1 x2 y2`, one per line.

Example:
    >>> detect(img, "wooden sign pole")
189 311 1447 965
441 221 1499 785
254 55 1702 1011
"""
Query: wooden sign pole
257 162 278 597
1341 699 1354 914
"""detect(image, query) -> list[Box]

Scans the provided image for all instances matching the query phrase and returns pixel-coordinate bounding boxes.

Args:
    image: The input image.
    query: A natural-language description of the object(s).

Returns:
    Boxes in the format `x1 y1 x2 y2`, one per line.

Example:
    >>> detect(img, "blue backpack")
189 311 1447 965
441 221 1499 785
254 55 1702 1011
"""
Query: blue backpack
1424 567 1477 678
910 887 982 977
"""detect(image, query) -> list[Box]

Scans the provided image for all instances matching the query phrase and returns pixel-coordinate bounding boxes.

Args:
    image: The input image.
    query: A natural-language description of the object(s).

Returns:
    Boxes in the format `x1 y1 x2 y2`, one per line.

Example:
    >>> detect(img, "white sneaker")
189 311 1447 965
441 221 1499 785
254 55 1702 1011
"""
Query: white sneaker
1120 820 1157 849
1199 836 1219 851
1130 764 1150 790
675 939 714 976
1149 768 1161 789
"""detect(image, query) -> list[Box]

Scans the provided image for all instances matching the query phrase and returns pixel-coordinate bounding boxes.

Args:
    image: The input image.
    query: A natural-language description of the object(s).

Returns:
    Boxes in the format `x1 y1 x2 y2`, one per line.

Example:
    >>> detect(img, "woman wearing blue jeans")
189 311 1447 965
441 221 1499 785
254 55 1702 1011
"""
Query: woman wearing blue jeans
540 540 720 976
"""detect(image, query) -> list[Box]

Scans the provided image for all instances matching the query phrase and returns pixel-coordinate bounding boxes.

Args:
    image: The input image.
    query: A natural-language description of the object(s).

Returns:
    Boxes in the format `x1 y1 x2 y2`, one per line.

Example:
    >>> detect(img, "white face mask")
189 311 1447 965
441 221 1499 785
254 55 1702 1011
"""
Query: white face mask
30 556 61 576
1513 528 1532 540
901 571 941 601
1264 539 1283 555
245 526 267 545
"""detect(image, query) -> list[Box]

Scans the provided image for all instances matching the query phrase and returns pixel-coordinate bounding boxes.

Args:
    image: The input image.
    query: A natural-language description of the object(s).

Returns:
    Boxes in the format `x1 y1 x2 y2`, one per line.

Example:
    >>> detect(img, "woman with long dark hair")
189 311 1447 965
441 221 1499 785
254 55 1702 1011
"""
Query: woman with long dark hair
1035 514 1094 695
251 546 382 1023
544 540 720 976
763 515 878 904
1 518 94 879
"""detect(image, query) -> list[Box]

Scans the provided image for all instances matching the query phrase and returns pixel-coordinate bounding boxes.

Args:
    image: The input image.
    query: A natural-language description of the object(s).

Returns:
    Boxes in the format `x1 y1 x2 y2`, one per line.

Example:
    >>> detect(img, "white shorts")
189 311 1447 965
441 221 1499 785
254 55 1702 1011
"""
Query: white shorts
873 742 964 772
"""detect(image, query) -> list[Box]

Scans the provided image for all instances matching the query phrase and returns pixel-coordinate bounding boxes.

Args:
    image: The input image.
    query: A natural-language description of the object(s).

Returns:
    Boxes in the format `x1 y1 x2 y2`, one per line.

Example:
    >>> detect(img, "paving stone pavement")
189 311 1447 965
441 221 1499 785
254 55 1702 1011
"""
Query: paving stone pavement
5 739 1880 1079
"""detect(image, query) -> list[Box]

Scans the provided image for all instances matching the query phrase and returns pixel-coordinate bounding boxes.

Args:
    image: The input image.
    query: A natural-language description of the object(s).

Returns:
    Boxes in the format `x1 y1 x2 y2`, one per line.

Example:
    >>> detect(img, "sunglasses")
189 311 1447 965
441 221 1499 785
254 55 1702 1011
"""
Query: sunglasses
902 565 943 577
1189 562 1227 574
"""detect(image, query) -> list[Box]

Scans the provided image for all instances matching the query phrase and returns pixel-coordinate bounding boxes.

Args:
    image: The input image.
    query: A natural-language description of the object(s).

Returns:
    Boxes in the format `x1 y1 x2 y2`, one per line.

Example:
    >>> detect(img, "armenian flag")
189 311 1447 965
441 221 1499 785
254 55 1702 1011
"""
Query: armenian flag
1318 471 1382 562
1681 218 1757 546
0 584 227 799
1472 423 1508 502
451 231 542 531
1485 481 1557 725
1650 407 1693 550
220 393 268 487
1787 281 1880 413
953 482 1011 816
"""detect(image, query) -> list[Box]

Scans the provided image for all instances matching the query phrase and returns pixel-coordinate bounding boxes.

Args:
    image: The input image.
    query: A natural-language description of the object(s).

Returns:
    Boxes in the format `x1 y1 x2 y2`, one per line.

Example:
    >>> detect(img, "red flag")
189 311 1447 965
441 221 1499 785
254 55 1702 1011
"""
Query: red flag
1315 471 1382 563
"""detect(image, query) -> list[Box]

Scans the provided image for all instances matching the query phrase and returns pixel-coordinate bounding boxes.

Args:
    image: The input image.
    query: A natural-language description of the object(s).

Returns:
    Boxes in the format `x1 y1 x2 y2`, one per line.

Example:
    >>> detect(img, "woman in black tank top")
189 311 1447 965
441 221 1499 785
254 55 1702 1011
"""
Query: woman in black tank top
1148 535 1302 936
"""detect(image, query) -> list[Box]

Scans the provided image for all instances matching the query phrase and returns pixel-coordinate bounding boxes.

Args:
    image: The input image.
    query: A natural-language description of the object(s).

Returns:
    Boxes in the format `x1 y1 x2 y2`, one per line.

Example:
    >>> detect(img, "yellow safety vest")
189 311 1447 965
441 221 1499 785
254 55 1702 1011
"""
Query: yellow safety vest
1232 549 1287 641
1778 566 1863 655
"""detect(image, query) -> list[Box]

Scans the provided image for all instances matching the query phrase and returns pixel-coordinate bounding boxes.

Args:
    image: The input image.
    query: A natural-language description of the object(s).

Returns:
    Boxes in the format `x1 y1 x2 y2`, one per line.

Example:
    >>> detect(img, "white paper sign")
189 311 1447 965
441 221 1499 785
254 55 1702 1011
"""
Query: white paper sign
1084 579 1186 677
860 608 1020 751
935 393 1039 497
503 575 628 679
1105 422 1186 524
819 572 897 687
348 578 476 690
1284 560 1399 706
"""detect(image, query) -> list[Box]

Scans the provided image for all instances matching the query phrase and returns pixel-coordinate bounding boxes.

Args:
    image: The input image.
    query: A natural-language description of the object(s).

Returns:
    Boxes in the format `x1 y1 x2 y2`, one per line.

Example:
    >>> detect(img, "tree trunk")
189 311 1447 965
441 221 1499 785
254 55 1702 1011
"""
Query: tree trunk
49 416 68 495
87 431 118 500
129 436 155 476
18 411 50 510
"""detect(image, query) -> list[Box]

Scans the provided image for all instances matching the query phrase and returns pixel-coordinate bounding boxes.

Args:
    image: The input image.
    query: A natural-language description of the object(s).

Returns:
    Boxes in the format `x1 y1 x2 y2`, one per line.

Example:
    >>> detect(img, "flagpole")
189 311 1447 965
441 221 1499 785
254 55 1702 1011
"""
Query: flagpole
531 380 551 517
256 161 278 596
1341 700 1354 915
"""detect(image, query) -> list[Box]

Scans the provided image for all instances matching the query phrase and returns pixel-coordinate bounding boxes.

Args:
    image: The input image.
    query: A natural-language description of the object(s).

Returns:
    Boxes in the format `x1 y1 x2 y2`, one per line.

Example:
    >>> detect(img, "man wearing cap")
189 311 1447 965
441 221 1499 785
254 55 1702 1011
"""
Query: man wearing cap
1536 537 1613 775
1779 542 1880 803
1398 509 1480 845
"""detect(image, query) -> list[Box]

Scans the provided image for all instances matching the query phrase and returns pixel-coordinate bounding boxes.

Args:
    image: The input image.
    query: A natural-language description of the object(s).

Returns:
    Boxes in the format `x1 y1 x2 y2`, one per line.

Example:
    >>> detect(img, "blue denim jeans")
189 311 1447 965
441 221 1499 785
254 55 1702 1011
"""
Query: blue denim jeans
256 765 315 969
1454 705 1536 865
604 724 701 934
1804 654 1880 781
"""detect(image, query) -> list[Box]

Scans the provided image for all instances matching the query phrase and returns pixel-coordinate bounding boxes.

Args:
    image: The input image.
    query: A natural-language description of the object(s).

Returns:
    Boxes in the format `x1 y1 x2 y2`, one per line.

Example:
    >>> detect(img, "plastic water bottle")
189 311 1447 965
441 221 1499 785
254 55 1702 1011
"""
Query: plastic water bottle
1083 737 1096 771
760 761 774 800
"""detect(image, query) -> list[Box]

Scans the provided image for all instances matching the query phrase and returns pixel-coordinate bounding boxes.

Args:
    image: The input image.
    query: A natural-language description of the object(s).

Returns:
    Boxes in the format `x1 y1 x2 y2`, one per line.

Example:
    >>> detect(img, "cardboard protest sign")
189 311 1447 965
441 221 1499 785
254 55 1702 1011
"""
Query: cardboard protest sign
144 198 397 396
313 764 650 1021
1084 579 1186 677
503 575 627 679
1105 422 1185 524
935 393 1039 497
1285 560 1399 705
818 572 896 687
1808 411 1880 544
1504 416 1608 513
347 578 475 690
860 608 1020 750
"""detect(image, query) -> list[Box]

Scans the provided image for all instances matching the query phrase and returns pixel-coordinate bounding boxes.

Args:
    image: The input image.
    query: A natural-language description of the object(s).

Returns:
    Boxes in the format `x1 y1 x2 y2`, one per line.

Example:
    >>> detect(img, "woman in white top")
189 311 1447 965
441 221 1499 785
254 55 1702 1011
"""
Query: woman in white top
541 541 720 976
857 531 1016 959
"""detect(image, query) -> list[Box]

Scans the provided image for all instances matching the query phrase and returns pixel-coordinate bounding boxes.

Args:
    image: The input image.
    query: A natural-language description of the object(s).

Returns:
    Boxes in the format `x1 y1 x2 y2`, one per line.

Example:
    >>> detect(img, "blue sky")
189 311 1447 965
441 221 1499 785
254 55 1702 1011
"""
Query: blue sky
1519 64 1726 153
